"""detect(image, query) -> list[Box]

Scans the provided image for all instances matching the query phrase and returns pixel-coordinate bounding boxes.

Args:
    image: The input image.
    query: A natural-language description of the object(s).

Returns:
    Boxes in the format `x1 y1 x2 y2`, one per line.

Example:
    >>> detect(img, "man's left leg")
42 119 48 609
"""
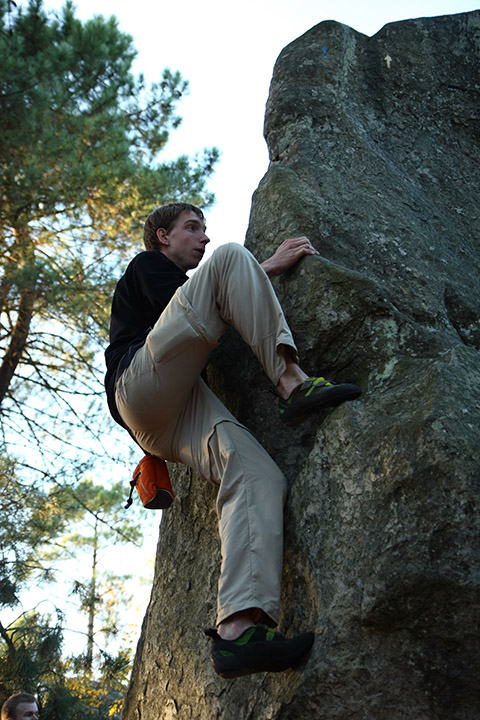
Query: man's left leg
208 420 287 627
171 380 314 678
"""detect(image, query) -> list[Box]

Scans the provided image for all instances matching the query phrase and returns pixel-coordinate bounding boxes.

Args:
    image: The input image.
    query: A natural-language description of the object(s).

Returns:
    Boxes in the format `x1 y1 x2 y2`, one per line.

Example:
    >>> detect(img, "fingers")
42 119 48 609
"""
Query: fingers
281 236 319 256
261 235 319 277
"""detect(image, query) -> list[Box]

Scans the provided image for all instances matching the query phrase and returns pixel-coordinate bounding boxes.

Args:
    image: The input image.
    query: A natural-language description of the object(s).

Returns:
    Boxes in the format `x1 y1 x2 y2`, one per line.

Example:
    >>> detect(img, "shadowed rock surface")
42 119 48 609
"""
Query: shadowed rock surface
122 11 480 719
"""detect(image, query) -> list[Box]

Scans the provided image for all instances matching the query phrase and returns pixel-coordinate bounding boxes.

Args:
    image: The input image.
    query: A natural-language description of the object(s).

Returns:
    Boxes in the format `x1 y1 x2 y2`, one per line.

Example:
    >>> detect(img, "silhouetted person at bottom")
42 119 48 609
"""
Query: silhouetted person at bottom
105 203 361 677
1 694 39 720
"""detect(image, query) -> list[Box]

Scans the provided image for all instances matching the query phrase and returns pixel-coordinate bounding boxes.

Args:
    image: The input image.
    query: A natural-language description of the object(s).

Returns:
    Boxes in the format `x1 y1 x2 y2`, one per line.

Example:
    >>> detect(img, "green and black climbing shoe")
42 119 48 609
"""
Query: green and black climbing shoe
279 376 361 425
204 624 314 679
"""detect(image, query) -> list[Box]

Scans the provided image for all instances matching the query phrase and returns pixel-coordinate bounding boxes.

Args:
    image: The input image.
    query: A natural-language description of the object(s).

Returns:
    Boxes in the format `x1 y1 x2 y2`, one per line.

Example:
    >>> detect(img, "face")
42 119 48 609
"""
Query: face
156 210 210 272
14 703 39 720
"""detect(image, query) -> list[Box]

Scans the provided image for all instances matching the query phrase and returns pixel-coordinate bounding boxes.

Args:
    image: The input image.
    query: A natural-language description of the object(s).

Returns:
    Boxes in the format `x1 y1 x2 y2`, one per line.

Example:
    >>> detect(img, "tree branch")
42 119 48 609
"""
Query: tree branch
0 619 15 650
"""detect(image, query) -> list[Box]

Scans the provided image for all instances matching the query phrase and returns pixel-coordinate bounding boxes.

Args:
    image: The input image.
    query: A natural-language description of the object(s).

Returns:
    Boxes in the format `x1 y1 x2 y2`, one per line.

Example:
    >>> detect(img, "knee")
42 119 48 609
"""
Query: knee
211 242 250 264
207 243 258 283
210 421 287 497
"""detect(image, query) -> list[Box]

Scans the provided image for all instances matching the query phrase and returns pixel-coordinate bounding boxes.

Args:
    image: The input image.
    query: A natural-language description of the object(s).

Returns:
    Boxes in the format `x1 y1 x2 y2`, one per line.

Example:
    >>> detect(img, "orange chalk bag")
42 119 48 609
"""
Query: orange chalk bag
125 454 174 510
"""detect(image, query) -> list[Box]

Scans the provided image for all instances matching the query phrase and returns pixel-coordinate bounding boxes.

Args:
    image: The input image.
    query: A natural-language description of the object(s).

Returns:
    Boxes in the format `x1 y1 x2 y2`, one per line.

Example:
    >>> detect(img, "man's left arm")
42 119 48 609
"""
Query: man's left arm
260 236 319 278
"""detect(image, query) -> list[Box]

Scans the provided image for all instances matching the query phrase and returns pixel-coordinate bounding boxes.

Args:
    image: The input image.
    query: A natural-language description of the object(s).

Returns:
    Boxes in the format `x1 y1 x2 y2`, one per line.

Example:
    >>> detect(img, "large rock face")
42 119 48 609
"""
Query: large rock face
122 12 480 720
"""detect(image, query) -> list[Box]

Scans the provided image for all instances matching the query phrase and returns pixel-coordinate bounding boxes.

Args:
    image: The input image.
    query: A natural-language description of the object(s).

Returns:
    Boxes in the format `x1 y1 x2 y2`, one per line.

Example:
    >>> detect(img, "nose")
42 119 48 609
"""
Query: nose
202 232 210 245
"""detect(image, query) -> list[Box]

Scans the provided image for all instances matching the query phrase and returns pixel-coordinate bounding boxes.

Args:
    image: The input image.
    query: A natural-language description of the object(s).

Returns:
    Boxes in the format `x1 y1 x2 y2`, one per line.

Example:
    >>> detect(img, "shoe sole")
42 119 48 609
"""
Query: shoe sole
281 384 361 425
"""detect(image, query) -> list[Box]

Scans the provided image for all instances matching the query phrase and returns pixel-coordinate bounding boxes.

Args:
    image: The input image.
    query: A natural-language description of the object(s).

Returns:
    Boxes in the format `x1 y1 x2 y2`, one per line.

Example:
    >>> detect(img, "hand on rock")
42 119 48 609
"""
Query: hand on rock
261 236 319 277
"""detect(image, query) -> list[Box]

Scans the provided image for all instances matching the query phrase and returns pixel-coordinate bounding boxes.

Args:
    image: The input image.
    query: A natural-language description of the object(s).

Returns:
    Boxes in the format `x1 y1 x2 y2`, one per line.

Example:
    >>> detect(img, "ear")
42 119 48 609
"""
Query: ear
156 227 169 246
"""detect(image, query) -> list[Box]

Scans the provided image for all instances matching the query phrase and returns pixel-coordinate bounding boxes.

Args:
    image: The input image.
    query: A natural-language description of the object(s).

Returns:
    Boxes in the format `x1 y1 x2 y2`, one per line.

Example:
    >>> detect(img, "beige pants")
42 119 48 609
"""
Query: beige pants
115 243 297 625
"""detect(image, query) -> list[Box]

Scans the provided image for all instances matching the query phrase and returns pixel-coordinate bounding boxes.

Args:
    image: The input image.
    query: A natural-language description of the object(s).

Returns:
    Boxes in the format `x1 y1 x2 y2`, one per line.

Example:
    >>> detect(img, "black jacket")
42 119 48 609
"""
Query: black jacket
104 250 187 426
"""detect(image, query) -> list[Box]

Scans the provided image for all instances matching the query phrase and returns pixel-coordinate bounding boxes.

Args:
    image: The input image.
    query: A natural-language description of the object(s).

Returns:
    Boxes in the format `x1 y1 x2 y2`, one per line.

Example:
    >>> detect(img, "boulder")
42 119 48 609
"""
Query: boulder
122 11 480 719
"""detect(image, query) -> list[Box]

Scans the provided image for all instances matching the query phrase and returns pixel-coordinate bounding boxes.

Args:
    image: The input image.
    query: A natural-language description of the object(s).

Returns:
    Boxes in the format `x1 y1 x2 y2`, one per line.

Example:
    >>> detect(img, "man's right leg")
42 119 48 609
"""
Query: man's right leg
175 242 298 387
175 242 360 424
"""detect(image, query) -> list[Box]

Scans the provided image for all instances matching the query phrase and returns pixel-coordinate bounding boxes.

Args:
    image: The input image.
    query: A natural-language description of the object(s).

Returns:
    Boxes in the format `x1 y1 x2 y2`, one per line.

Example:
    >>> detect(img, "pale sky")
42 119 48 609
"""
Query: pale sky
42 0 479 258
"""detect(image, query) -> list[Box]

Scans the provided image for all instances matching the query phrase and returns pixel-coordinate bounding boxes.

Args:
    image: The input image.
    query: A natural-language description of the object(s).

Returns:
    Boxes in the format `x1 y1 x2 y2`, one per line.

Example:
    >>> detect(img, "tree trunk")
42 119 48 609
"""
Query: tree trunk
0 288 35 406
85 517 98 671
0 224 37 407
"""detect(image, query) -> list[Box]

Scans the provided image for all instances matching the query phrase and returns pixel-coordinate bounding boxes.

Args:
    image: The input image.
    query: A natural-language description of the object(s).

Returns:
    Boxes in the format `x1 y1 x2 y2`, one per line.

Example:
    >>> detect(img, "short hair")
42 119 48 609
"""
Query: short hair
1 693 37 720
143 203 205 251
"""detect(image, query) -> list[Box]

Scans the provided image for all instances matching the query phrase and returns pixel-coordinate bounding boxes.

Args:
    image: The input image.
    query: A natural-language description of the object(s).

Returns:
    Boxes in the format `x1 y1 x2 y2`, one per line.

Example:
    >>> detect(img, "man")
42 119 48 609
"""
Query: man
105 202 361 678
1 694 39 720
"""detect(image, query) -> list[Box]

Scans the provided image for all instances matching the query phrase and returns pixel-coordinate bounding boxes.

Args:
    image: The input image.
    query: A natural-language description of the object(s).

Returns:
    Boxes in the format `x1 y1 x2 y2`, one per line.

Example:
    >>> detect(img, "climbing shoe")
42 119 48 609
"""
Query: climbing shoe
204 624 314 679
279 376 361 425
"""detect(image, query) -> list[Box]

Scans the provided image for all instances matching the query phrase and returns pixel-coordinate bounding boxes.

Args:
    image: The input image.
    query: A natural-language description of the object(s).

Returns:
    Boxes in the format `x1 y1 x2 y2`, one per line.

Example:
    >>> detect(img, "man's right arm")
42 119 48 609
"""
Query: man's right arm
260 236 319 278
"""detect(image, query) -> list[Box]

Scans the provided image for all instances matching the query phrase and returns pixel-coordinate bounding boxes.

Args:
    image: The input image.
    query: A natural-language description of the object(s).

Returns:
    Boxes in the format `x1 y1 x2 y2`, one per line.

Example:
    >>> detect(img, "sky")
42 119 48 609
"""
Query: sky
42 0 480 262
13 0 479 657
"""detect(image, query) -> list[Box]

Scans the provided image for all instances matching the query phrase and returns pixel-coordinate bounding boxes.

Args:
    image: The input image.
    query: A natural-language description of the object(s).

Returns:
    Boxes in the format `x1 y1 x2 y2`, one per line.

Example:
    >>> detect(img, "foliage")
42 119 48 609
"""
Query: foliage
0 454 77 609
0 610 64 696
0 466 148 716
62 650 131 719
42 478 144 671
0 608 131 718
